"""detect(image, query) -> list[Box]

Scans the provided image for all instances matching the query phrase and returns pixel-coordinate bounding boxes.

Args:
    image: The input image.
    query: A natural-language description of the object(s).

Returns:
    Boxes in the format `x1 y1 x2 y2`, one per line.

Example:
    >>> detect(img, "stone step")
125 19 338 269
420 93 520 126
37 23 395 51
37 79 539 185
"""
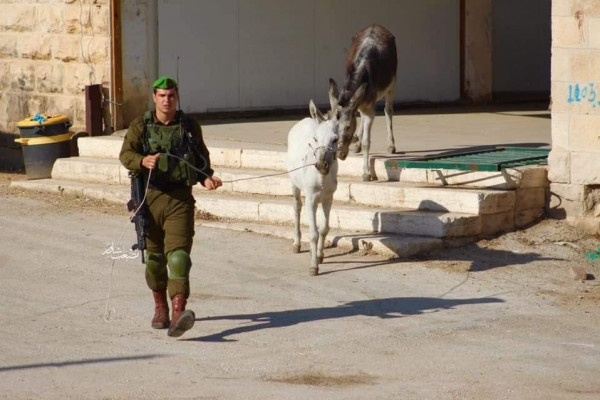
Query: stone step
75 136 547 188
10 178 502 238
197 220 445 259
51 157 518 215
9 178 448 258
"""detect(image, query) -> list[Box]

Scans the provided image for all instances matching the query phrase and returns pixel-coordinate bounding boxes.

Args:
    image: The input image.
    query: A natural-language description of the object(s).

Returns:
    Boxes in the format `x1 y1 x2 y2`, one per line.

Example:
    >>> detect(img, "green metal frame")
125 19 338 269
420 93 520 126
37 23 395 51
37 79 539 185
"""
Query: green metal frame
385 147 550 172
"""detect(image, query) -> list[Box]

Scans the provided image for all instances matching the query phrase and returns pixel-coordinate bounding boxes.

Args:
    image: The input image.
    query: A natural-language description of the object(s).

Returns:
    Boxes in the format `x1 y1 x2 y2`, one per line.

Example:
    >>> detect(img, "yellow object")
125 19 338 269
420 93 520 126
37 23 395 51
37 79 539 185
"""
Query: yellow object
16 114 70 128
14 132 73 146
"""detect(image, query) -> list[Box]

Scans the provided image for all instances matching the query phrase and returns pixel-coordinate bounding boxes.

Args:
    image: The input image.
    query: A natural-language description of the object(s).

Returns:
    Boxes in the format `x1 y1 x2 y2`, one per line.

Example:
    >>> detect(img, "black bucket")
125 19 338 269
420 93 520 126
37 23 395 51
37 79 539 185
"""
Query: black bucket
15 114 73 180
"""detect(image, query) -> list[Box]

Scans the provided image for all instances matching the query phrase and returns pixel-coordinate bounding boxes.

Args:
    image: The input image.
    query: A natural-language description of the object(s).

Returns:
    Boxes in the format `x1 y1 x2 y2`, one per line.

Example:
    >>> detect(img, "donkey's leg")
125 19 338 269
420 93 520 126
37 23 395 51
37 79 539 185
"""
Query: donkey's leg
292 186 302 253
350 113 364 154
317 194 333 264
361 108 376 181
384 87 396 154
306 194 320 276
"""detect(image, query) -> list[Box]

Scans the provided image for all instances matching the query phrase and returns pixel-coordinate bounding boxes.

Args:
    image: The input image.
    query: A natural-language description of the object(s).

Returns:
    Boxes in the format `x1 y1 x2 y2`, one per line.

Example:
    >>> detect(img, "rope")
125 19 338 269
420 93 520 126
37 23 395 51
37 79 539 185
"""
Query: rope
163 152 316 183
103 172 152 322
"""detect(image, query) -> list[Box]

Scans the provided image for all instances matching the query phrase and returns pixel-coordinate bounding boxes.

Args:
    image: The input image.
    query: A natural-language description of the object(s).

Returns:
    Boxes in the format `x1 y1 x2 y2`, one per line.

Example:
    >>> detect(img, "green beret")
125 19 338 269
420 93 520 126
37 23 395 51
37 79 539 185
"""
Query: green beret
152 76 178 90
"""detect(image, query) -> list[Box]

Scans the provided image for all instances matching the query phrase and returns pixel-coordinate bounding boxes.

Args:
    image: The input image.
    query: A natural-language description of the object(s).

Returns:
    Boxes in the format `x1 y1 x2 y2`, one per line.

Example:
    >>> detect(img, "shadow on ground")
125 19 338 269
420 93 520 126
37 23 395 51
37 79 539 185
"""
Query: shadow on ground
415 243 560 272
185 296 503 342
0 354 167 373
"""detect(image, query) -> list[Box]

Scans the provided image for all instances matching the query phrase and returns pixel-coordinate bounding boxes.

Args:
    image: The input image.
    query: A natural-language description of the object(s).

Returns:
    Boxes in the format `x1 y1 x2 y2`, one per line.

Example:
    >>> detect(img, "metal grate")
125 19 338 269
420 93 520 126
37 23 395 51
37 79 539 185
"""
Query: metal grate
385 147 550 172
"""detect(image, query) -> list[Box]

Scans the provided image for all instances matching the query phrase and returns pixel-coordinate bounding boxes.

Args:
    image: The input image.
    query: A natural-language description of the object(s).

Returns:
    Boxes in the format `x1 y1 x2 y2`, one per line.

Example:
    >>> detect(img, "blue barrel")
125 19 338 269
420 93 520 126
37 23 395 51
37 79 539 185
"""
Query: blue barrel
15 114 73 180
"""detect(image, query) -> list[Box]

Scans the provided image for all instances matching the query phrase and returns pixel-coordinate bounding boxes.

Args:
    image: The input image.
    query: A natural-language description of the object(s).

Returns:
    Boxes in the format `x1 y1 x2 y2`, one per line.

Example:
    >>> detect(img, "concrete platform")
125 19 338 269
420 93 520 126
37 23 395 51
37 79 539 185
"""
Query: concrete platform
52 157 520 215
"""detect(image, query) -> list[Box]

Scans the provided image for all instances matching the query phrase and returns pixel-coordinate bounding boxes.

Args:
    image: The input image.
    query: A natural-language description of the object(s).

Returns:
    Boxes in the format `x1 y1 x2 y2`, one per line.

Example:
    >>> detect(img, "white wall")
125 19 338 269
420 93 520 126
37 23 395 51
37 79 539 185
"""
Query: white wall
157 0 460 113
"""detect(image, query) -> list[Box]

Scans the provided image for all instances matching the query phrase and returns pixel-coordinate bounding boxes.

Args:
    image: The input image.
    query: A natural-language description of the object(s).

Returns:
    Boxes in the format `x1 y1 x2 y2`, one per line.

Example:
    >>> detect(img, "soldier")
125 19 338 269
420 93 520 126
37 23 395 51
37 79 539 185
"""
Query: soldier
119 76 222 337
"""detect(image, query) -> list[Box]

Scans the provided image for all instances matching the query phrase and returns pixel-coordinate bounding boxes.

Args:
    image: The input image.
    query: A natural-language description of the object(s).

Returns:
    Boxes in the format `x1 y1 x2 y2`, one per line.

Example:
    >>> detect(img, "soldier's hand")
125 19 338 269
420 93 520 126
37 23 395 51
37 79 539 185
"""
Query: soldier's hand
204 176 222 191
142 153 161 170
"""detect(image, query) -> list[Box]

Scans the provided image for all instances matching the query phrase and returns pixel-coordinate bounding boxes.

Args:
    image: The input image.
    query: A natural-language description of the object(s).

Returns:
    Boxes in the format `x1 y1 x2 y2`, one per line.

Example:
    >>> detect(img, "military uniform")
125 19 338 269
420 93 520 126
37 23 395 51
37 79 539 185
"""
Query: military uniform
119 76 215 337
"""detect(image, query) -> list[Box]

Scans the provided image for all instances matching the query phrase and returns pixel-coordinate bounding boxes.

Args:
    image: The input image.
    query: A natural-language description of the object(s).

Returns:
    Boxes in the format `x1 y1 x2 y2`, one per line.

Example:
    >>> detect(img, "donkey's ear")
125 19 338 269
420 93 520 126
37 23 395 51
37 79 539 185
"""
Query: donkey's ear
328 78 339 111
309 99 325 123
349 82 367 110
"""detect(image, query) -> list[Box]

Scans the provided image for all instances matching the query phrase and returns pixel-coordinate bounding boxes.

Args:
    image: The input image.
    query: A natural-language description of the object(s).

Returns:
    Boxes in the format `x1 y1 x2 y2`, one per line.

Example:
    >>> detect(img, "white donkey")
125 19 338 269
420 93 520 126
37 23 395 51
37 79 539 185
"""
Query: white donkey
286 100 339 276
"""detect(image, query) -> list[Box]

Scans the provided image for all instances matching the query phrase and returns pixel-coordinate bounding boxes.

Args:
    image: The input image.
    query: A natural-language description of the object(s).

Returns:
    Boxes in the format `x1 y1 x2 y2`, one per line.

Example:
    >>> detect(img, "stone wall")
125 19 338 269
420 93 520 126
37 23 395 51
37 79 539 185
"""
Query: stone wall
0 0 112 141
549 0 600 234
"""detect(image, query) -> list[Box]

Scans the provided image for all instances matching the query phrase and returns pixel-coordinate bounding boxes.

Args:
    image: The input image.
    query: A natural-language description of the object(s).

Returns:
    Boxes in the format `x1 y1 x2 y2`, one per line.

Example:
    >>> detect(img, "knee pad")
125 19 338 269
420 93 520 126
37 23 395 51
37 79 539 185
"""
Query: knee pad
167 248 191 280
145 252 167 291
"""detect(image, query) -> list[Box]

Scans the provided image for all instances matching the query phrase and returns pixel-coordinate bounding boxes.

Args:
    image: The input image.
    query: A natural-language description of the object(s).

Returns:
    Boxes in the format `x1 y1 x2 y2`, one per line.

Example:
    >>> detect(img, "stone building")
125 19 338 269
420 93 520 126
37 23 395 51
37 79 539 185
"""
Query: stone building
549 0 600 234
0 0 111 169
0 0 597 234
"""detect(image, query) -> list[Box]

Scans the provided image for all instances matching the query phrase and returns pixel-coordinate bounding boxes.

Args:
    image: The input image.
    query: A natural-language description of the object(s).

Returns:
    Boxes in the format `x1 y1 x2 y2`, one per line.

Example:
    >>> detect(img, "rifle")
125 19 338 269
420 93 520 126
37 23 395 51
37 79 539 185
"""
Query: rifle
127 171 149 263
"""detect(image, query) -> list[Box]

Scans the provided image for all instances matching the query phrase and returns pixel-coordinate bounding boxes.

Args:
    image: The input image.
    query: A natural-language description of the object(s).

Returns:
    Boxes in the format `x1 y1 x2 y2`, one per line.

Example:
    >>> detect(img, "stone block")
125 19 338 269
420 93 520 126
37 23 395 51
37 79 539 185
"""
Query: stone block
64 3 92 34
551 47 570 81
571 216 600 235
515 208 544 228
64 3 110 35
590 17 600 48
570 49 600 81
552 16 586 48
64 63 109 95
0 5 36 32
210 147 242 168
36 63 64 93
45 95 78 124
550 81 600 114
19 34 52 60
92 5 110 35
570 265 588 281
52 35 80 62
515 187 546 211
516 167 549 189
240 149 286 170
0 34 18 58
0 92 26 127
25 94 48 117
0 62 9 91
570 151 600 184
551 112 569 150
552 0 570 16
571 0 600 16
37 5 64 34
193 194 261 222
9 61 35 92
547 196 586 218
569 113 600 151
550 182 586 202
480 210 514 236
80 36 110 63
73 95 86 127
547 149 570 183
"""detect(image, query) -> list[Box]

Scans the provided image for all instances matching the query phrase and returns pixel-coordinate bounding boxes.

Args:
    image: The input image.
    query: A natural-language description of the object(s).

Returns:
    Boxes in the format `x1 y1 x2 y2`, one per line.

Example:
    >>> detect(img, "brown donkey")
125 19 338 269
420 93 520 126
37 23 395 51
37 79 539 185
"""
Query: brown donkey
329 24 397 181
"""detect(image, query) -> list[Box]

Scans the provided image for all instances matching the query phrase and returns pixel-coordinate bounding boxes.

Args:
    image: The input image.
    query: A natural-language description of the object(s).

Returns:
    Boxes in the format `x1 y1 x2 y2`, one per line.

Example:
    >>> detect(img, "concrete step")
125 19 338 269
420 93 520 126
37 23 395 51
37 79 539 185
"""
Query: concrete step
11 178 501 238
9 178 448 258
51 157 517 215
197 220 445 259
75 136 548 188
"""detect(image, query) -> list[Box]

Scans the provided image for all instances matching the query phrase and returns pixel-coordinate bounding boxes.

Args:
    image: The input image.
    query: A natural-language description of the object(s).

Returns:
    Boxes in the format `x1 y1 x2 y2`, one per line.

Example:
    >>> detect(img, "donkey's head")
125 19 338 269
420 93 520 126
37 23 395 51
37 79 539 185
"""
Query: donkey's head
309 100 339 175
327 78 366 160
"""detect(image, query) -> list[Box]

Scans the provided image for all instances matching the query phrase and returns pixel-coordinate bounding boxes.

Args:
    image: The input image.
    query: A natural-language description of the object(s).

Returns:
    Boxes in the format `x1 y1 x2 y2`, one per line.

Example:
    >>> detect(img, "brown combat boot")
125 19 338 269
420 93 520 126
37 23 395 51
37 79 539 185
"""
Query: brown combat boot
151 291 170 329
167 294 195 337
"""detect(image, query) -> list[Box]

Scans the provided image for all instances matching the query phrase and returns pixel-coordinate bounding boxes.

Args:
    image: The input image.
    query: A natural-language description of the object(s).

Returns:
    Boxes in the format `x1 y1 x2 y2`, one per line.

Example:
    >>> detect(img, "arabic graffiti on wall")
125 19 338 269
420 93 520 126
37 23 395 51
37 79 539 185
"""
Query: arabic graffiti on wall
568 83 599 107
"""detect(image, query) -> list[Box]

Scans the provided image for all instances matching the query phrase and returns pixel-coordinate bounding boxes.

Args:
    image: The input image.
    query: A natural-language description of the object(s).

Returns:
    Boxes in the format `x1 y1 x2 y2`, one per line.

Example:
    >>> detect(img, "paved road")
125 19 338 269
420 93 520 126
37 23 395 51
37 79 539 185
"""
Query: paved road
1 190 599 399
